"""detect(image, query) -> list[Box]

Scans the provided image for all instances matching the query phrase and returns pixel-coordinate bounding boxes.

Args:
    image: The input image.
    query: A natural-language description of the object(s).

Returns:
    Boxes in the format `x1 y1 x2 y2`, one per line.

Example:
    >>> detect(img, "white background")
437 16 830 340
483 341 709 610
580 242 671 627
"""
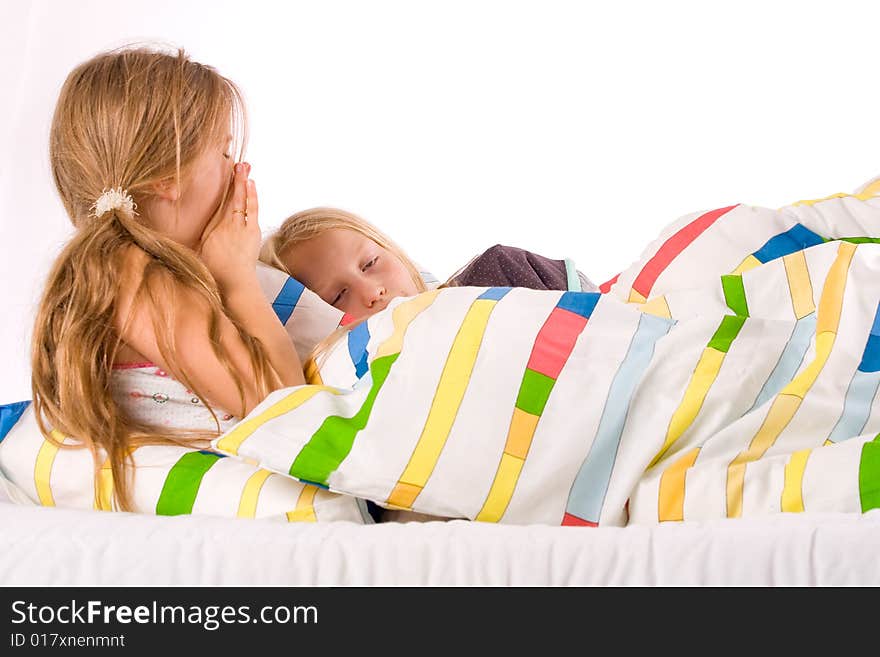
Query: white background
1 0 878 402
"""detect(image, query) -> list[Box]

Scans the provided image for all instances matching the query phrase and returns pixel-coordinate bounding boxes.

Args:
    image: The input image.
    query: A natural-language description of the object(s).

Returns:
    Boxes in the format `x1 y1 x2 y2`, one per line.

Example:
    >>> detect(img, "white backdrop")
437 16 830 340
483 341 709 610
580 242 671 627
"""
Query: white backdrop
1 0 878 403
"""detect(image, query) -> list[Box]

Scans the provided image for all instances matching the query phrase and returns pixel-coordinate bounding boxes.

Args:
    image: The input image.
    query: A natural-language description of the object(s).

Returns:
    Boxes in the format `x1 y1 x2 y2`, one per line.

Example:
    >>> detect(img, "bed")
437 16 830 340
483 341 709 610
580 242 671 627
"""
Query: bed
4 177 880 587
2 500 879 586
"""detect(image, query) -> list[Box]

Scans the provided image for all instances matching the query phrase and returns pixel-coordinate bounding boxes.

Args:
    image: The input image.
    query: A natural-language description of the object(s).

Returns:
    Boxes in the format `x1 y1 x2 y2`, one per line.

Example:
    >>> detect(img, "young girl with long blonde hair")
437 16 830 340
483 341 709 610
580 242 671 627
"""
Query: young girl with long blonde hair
29 46 305 513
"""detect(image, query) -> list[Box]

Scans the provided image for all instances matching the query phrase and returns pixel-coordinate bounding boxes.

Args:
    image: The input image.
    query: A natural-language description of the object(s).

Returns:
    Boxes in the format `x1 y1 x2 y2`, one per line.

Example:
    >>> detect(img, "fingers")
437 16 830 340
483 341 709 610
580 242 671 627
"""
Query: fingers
230 162 249 218
246 178 259 229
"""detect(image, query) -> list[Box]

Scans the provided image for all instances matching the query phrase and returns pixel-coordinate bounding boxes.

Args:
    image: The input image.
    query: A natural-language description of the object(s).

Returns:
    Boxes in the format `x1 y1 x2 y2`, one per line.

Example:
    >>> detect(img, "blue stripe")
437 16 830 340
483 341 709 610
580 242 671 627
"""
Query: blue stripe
565 314 673 523
753 223 825 263
477 287 512 301
271 277 306 325
348 322 371 379
0 401 31 443
827 370 880 443
870 301 880 337
748 314 816 411
860 335 880 373
557 291 600 318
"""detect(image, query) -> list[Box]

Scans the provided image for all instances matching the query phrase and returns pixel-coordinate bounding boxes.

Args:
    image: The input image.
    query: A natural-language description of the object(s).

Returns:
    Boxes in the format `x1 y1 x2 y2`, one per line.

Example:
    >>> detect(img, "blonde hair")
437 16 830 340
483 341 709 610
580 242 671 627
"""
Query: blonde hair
259 207 429 374
31 45 276 512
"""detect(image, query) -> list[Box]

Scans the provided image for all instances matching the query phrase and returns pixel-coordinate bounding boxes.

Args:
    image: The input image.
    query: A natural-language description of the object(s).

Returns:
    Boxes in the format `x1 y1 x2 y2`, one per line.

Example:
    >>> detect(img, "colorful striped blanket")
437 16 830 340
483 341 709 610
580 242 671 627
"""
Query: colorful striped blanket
210 184 880 526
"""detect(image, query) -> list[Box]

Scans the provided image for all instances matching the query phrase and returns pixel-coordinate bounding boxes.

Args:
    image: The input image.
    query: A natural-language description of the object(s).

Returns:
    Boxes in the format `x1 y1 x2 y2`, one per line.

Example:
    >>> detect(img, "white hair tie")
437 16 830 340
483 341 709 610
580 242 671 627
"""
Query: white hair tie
90 187 136 218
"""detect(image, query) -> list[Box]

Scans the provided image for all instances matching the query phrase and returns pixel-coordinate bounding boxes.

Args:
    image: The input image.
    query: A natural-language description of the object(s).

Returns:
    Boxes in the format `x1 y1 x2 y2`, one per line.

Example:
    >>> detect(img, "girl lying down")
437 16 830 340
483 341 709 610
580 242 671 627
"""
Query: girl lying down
258 206 598 322
257 207 598 522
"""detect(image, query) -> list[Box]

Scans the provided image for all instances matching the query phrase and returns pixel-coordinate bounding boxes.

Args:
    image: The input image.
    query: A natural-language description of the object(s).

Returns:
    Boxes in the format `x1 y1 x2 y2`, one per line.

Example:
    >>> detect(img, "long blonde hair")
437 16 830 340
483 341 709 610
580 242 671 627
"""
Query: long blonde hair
259 207 429 374
31 45 276 512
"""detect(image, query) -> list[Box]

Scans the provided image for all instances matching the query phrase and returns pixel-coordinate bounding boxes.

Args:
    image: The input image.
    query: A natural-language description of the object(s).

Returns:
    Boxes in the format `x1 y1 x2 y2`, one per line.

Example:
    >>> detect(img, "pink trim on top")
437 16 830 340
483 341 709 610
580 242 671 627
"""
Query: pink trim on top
112 361 157 370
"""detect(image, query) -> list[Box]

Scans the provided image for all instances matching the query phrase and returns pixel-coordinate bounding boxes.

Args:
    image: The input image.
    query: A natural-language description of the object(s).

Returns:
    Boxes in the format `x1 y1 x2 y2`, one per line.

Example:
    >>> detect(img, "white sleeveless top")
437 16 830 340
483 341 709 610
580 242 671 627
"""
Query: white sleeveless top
110 362 239 433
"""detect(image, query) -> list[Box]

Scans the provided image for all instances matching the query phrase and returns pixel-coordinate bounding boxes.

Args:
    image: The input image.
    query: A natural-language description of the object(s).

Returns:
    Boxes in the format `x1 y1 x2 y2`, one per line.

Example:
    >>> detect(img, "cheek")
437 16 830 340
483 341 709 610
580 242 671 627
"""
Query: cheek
391 263 417 294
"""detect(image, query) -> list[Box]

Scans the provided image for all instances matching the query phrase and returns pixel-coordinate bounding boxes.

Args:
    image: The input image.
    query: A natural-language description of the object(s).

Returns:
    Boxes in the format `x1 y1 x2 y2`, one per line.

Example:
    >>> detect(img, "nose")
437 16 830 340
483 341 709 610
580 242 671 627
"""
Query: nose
362 282 387 309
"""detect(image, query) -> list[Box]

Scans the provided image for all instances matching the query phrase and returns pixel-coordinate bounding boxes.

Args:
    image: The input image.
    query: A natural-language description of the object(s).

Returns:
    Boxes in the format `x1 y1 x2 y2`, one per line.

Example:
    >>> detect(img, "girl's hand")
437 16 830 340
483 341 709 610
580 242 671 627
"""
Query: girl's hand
199 162 261 292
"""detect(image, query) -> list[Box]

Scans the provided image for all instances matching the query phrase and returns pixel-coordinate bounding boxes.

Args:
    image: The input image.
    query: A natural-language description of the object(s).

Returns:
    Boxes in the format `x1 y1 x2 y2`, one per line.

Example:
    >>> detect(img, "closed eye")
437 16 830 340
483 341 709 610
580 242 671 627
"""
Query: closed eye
331 288 347 306
362 256 378 271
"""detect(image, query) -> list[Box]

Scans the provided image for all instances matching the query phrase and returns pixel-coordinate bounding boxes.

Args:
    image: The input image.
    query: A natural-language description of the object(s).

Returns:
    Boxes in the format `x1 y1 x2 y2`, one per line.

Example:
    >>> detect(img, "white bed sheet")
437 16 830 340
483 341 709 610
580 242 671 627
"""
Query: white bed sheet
1 503 878 586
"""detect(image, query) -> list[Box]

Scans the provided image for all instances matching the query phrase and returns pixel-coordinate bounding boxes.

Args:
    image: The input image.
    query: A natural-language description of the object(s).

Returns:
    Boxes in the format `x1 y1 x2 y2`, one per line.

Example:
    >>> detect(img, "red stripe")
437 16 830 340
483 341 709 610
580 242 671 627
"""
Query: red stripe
598 273 620 294
631 205 738 299
526 308 588 379
562 512 597 527
339 313 356 326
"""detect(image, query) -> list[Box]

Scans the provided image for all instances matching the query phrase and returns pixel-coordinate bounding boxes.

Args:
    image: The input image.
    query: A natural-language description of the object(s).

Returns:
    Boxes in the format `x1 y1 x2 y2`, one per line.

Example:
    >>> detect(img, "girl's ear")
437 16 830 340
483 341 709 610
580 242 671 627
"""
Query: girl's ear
151 177 180 202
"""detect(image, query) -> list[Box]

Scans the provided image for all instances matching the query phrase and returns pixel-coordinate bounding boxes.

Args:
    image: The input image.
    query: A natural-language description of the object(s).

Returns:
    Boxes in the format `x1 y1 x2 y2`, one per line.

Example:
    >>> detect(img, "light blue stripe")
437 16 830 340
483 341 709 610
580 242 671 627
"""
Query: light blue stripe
477 287 512 301
564 313 674 523
563 258 580 291
748 313 817 412
827 370 880 444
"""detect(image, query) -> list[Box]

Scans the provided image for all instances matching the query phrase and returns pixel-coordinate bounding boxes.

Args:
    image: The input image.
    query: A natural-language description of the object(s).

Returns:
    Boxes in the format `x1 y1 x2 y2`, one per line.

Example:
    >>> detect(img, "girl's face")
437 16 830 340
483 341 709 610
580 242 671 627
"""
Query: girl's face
281 228 420 318
178 134 235 245
145 132 234 249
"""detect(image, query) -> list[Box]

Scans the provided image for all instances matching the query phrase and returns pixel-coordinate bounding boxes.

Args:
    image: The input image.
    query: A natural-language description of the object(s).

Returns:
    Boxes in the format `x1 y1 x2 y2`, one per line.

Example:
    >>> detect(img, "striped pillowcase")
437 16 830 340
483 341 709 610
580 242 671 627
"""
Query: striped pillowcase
256 261 440 366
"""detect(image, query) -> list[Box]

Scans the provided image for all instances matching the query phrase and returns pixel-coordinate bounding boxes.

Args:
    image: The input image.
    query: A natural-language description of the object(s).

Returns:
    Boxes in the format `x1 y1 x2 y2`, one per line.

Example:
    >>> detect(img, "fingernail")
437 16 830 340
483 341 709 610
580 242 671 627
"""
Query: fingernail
235 163 243 174
245 163 252 174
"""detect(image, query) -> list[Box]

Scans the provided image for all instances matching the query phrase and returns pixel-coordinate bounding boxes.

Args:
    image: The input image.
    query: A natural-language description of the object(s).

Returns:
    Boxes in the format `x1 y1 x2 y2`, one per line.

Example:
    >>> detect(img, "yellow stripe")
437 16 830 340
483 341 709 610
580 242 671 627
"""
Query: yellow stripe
504 409 540 460
793 191 877 206
34 430 64 507
628 289 647 304
732 255 762 275
727 393 801 517
286 485 317 522
386 481 422 509
861 178 880 197
237 468 272 518
785 332 834 398
304 358 323 385
815 241 854 335
648 347 725 468
94 458 113 511
475 453 525 522
392 299 495 492
639 295 672 318
733 394 802 466
376 289 441 358
657 447 699 522
726 462 746 518
781 449 811 513
782 250 815 319
216 385 339 455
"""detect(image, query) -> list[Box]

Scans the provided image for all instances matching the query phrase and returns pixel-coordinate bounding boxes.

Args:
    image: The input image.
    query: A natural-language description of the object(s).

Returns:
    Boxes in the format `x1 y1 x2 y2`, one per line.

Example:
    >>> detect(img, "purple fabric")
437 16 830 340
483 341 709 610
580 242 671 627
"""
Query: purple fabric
449 244 569 290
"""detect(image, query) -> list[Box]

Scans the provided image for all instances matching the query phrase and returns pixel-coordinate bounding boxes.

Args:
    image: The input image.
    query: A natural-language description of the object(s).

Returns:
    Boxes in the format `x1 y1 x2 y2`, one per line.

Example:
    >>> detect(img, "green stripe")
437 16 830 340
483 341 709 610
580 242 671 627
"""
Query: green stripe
155 451 221 516
721 275 749 317
859 435 880 512
839 237 880 245
290 353 398 485
707 314 747 353
516 368 556 416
